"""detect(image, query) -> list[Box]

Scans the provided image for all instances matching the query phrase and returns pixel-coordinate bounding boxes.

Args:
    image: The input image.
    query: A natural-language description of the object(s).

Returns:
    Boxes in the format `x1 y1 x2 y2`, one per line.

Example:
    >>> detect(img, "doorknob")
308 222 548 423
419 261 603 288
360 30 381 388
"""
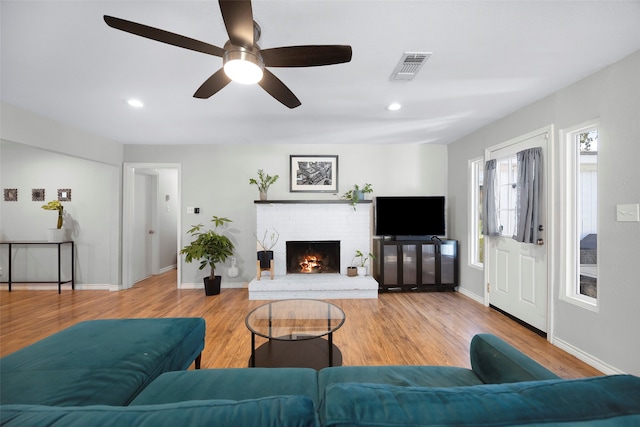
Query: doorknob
536 238 544 246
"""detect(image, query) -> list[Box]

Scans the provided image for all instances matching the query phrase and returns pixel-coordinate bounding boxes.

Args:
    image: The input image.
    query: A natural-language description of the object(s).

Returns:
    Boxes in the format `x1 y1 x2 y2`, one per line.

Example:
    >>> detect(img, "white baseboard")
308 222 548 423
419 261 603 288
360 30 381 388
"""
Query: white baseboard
551 336 625 375
158 265 177 274
456 286 484 304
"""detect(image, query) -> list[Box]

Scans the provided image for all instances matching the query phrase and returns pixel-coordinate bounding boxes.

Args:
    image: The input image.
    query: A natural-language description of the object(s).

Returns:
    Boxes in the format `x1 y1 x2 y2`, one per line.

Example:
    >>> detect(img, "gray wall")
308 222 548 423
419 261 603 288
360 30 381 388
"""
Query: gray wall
123 143 448 286
447 49 640 375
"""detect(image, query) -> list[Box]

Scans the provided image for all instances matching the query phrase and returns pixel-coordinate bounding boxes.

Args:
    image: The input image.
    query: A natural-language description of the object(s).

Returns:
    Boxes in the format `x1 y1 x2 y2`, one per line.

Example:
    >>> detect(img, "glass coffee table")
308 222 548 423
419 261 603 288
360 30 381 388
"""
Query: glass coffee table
245 299 345 369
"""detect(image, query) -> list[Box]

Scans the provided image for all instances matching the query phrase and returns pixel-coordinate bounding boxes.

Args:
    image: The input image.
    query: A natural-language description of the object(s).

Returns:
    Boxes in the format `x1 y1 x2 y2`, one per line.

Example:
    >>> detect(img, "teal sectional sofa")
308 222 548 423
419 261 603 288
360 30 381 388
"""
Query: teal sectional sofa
0 318 205 406
1 321 639 426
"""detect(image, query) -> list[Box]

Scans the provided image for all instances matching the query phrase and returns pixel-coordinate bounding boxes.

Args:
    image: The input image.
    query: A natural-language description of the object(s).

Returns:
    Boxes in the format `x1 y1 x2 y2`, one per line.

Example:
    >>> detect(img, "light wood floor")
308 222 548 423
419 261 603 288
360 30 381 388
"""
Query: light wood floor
0 270 601 378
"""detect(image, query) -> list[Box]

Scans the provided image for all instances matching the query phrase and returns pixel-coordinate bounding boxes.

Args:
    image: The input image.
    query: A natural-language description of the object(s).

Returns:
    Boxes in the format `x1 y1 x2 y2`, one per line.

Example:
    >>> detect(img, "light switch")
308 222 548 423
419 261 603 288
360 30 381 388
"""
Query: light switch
187 207 194 214
616 204 640 222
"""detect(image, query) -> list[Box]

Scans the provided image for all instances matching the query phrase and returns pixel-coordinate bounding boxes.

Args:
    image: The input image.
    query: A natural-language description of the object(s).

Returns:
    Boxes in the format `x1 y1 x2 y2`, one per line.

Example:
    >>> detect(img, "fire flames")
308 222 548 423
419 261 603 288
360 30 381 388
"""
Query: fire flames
299 254 325 273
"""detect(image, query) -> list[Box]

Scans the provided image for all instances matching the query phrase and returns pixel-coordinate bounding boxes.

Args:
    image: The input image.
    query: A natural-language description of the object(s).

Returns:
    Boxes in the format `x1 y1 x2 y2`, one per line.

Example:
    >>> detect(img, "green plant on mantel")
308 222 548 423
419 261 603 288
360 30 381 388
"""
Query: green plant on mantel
42 200 64 229
181 216 235 280
342 183 373 210
249 169 279 199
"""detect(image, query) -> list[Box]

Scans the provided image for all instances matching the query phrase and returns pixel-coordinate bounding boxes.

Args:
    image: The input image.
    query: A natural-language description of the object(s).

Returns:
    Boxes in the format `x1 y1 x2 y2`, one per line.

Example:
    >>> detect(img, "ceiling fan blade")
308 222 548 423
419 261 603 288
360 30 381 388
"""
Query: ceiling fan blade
218 0 254 48
258 69 301 109
261 45 353 67
104 15 224 57
193 68 232 99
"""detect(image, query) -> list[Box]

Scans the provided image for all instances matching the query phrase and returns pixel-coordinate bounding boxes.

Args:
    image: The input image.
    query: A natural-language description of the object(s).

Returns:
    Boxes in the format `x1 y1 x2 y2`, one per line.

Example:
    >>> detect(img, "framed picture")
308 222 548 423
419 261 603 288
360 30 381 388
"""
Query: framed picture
4 188 18 202
290 155 338 193
32 188 45 201
58 188 72 202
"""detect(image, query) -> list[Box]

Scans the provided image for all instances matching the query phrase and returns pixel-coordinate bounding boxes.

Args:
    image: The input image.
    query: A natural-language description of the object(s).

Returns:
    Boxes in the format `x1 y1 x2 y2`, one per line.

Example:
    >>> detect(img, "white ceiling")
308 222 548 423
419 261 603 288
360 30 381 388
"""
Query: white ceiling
2 1 640 146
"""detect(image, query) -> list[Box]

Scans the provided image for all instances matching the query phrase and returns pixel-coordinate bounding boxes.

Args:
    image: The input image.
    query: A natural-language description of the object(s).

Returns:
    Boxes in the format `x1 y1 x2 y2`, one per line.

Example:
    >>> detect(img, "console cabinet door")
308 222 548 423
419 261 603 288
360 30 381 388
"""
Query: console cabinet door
421 244 436 285
440 241 458 285
382 244 398 285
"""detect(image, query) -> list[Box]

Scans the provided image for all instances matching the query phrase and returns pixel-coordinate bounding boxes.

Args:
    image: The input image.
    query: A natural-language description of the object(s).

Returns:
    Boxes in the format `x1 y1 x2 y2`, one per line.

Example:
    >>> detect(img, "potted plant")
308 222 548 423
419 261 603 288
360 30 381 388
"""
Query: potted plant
352 249 375 276
249 169 279 200
342 183 373 210
180 215 235 296
256 228 279 269
42 200 66 242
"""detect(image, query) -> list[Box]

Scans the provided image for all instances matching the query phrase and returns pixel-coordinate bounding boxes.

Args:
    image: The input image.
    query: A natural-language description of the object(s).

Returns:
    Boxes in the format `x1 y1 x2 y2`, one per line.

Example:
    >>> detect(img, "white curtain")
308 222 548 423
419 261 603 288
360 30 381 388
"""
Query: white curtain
513 147 542 243
482 159 500 236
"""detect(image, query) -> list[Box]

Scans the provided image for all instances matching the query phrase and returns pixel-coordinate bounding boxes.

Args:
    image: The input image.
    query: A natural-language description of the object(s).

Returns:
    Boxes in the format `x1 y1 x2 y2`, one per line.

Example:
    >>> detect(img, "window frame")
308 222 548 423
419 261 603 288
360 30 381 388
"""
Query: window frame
468 157 484 269
559 120 599 311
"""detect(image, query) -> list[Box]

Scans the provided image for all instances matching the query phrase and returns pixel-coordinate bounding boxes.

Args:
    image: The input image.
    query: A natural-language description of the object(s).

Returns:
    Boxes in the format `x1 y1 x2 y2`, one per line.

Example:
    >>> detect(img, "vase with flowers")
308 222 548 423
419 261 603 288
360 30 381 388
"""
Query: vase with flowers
42 200 66 242
249 169 279 201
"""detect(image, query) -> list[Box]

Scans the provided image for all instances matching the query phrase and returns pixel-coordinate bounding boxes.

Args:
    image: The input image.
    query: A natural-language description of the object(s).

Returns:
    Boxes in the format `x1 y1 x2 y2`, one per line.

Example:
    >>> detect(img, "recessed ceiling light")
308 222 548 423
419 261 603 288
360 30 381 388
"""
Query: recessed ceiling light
387 102 402 111
126 99 144 108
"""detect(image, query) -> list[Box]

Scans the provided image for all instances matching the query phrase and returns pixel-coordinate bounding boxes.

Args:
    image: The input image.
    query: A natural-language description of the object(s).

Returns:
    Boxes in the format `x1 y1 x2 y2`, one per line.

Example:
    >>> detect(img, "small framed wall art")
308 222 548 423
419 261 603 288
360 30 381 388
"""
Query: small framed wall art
32 188 45 201
58 189 72 202
289 155 338 193
4 188 18 201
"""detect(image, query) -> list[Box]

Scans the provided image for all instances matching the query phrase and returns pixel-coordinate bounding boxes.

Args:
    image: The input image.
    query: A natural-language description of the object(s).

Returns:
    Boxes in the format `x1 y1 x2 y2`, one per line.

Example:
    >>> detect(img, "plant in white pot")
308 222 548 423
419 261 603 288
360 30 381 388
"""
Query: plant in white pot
342 183 373 210
181 216 235 296
249 169 279 201
352 250 375 276
42 200 66 242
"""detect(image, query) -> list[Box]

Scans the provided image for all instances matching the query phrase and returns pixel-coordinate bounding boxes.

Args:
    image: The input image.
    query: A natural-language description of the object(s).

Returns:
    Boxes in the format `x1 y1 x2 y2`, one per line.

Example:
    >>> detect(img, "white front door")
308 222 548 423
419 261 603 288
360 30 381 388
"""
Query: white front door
485 128 549 332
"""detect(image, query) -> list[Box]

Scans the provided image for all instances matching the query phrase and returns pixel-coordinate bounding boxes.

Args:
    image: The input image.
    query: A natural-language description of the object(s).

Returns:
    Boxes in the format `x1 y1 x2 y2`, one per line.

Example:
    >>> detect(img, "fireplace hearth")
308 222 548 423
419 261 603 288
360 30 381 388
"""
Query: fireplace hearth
286 241 340 274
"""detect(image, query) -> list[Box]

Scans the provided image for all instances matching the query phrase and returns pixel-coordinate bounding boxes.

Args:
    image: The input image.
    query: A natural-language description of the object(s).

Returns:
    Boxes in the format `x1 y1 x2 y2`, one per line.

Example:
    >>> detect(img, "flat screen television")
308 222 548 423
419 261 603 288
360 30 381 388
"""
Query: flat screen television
375 196 446 238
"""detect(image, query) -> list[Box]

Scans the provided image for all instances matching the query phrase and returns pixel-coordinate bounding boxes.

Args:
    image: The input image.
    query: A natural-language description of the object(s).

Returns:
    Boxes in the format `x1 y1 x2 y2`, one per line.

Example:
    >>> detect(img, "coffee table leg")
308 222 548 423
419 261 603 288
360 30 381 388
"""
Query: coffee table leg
250 332 256 367
328 332 333 367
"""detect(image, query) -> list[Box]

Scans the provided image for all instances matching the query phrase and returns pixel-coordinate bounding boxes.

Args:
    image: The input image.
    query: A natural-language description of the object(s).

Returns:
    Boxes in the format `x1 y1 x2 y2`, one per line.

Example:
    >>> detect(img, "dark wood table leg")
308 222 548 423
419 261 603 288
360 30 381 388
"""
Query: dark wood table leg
57 242 62 294
328 332 334 367
8 243 12 292
250 332 256 367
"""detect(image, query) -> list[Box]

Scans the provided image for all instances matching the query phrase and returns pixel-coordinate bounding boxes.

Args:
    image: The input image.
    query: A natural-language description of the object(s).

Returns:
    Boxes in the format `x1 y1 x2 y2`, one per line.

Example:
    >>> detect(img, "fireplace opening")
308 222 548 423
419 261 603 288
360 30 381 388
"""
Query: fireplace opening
286 241 340 274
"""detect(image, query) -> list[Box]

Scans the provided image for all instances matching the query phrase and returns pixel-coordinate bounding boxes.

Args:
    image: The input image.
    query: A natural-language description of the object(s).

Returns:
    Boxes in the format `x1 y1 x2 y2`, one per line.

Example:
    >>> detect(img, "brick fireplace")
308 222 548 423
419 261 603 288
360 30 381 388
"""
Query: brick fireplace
248 201 378 299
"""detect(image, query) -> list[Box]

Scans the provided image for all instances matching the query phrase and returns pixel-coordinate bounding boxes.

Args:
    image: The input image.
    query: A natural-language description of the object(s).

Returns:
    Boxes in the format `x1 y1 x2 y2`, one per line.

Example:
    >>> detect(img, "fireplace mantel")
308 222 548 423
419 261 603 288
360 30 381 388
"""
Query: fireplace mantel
254 200 372 204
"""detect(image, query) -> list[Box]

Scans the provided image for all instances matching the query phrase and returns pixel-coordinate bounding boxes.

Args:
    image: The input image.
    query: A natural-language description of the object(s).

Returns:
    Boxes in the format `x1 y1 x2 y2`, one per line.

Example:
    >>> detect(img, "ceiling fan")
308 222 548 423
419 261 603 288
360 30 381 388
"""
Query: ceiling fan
104 0 352 108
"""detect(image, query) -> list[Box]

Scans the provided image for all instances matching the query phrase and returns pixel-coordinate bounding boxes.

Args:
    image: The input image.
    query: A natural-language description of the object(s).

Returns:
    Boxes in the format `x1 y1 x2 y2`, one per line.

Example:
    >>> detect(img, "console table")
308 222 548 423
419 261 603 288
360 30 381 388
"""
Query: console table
0 241 74 293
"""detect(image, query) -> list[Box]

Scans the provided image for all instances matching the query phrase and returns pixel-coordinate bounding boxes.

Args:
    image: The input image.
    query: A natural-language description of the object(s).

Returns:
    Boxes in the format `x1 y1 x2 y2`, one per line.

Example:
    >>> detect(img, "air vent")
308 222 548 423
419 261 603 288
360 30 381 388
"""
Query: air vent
390 52 432 81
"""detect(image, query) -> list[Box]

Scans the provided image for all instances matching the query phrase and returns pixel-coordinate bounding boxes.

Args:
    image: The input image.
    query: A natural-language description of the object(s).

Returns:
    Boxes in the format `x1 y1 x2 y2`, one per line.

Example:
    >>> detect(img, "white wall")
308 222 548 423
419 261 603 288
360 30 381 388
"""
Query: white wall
123 143 448 287
447 49 640 375
0 141 121 288
0 102 123 289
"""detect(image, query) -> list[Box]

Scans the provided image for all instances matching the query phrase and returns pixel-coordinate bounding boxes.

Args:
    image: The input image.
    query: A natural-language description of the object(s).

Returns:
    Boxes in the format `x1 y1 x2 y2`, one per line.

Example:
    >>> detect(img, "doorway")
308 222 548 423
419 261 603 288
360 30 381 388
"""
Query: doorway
123 163 181 290
484 126 552 334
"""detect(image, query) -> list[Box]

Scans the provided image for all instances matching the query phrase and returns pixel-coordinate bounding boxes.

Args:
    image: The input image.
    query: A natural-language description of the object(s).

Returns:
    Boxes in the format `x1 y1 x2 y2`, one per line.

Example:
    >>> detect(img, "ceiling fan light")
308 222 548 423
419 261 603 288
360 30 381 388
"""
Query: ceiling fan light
223 47 264 85
224 59 263 84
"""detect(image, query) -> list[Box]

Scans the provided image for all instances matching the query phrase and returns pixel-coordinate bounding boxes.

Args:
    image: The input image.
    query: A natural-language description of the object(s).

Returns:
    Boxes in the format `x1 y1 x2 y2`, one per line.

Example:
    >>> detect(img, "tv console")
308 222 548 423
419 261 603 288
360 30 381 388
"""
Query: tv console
373 237 459 292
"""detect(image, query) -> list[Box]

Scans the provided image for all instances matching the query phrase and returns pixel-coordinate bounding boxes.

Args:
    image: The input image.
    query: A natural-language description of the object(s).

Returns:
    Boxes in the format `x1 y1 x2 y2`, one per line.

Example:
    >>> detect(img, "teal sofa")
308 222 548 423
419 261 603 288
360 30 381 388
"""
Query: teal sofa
2 323 639 426
0 318 205 406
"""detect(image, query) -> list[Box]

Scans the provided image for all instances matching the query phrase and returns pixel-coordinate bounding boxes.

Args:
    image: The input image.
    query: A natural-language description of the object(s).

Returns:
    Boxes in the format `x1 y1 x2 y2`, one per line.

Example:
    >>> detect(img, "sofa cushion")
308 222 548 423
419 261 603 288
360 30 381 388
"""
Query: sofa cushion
318 365 483 391
131 368 319 406
0 396 318 427
321 375 640 426
0 318 205 406
470 333 560 384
